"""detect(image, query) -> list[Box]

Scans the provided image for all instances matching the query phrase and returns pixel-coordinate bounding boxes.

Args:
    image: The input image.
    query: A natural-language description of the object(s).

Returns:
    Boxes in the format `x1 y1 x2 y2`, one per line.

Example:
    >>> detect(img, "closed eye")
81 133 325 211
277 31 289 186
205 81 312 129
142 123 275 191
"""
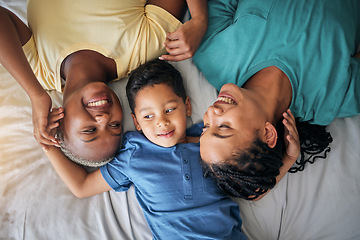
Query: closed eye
219 125 231 129
109 122 121 128
81 127 96 134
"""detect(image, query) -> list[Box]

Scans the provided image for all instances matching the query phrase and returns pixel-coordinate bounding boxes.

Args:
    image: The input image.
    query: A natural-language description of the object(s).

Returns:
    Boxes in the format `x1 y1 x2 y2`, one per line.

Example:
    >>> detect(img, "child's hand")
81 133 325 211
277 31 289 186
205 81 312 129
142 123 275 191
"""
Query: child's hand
47 107 64 136
160 18 207 62
282 109 300 162
42 107 63 151
31 92 61 148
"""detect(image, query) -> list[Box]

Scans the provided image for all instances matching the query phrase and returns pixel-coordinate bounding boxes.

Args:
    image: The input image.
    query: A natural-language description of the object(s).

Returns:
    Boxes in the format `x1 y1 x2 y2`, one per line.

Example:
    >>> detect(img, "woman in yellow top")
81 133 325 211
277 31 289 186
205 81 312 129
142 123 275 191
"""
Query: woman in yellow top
0 0 207 166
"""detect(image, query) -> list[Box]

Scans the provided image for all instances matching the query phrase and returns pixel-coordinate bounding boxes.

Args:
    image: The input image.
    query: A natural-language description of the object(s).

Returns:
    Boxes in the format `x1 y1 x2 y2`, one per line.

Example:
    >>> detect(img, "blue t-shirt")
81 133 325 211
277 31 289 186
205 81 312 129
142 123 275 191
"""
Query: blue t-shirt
193 0 360 125
100 124 246 240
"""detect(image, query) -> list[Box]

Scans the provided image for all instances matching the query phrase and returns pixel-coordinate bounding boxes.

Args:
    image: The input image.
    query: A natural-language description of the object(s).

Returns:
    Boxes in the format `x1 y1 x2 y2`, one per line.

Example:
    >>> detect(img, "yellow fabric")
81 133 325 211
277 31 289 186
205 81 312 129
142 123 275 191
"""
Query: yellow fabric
23 0 182 92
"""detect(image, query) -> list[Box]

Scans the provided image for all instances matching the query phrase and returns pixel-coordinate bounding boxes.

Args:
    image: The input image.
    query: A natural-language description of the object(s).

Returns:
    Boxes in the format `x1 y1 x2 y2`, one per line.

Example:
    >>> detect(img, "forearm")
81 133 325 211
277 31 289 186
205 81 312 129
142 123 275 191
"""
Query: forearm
44 147 89 197
187 0 208 24
44 147 110 198
276 154 296 183
0 8 46 99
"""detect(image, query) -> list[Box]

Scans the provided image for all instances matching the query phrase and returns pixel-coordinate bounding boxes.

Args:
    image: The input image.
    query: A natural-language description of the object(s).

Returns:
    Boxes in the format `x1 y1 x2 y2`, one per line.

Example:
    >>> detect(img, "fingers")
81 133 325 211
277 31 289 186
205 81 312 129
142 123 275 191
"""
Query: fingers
35 107 64 148
282 109 299 142
34 126 60 147
159 41 192 62
48 107 64 124
159 53 189 62
159 31 194 62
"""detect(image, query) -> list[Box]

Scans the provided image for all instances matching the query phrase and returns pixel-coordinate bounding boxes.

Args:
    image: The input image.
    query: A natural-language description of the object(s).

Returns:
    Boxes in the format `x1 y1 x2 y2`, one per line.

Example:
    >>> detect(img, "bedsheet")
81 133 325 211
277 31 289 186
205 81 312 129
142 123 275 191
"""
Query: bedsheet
1 0 360 239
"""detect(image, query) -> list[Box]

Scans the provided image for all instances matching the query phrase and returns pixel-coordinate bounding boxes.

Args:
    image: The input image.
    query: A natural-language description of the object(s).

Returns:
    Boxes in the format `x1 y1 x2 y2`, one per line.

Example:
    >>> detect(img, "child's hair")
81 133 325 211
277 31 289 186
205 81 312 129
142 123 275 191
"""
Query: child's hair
202 120 333 200
126 59 186 113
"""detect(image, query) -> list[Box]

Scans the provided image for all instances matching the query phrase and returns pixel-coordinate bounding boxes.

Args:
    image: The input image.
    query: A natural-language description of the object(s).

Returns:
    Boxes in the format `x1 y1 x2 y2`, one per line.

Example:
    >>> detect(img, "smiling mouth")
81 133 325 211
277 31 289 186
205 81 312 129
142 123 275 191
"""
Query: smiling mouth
157 130 175 138
216 96 236 105
87 99 109 107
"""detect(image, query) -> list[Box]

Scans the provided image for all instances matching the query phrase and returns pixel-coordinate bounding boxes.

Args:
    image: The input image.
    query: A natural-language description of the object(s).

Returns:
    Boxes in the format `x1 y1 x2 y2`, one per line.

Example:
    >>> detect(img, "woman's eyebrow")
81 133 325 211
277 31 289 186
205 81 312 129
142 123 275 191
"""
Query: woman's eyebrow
81 136 99 143
81 132 121 143
212 133 233 139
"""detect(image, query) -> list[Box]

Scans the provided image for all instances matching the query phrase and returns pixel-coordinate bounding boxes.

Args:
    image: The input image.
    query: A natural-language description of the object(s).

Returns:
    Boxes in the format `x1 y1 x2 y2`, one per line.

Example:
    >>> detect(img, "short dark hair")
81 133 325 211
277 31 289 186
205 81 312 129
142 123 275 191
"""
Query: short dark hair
126 59 186 113
56 128 114 167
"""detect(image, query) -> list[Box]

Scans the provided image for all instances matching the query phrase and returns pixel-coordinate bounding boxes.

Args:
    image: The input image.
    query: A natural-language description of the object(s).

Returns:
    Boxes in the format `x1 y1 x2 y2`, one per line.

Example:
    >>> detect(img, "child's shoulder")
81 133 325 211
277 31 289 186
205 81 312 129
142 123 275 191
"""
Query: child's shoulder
186 122 204 137
123 131 146 143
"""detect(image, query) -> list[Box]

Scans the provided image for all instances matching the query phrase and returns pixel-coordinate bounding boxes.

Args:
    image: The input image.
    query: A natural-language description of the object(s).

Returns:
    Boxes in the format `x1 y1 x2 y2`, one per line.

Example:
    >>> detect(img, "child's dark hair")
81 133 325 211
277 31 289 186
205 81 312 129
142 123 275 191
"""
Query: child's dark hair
203 120 333 200
126 59 186 113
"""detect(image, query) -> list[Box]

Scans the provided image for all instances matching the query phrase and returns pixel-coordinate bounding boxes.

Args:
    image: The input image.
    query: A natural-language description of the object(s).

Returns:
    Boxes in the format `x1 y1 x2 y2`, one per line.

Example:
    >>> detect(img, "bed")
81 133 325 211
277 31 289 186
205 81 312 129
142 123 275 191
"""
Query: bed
1 0 360 239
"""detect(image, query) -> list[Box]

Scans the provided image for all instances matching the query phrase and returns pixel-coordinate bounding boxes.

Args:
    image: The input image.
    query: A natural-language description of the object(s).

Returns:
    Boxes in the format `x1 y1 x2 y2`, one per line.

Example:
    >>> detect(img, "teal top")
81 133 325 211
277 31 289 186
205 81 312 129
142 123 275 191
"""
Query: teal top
194 0 360 125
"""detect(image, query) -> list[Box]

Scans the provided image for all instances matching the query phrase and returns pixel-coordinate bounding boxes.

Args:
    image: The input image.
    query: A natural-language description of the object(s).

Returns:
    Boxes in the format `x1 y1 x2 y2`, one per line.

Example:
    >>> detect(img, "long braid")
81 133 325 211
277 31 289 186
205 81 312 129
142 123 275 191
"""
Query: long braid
288 121 333 173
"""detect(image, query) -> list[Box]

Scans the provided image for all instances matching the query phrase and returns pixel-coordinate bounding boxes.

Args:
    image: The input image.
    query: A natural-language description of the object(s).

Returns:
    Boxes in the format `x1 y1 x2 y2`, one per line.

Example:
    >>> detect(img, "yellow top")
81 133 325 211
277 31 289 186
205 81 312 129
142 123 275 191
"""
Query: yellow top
23 0 181 92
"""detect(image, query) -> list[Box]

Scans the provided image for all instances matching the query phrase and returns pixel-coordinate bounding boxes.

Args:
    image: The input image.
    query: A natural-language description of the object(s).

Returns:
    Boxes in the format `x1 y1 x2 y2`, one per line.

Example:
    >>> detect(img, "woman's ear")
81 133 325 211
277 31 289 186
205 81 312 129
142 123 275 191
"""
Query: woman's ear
185 97 192 117
264 122 278 148
131 113 142 131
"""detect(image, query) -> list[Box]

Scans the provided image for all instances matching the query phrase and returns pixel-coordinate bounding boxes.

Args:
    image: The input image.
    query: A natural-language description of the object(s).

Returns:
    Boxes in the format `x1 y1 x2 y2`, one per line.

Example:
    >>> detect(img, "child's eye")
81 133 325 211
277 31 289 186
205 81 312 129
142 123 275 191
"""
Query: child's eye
219 125 230 129
144 114 154 119
166 108 175 113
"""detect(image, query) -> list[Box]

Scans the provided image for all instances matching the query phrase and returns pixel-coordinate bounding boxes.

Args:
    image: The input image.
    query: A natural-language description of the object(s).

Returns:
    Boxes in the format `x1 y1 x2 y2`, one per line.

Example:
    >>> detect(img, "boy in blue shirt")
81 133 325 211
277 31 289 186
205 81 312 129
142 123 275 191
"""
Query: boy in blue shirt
44 59 247 239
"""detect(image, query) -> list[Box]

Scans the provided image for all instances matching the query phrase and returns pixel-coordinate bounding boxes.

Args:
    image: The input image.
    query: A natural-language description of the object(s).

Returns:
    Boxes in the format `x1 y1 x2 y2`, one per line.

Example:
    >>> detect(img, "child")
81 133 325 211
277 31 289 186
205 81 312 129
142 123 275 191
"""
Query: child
44 59 247 239
0 0 208 166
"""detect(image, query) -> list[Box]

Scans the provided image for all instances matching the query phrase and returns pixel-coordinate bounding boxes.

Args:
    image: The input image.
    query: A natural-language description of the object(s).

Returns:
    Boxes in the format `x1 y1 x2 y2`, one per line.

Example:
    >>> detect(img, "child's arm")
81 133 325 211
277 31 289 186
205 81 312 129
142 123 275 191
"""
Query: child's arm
255 109 300 200
0 7 56 148
44 147 112 198
160 0 208 62
43 108 112 198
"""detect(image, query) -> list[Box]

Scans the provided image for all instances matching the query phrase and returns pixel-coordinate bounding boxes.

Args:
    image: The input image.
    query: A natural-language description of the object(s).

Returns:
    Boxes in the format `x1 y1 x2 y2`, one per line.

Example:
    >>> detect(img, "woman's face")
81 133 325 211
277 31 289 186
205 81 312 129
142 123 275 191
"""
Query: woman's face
61 82 123 161
200 83 266 164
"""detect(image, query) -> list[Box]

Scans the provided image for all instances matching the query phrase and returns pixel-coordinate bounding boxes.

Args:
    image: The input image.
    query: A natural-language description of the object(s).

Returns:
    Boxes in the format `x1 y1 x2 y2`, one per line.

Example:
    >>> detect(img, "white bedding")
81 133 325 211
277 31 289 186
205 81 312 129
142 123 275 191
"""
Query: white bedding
1 1 360 239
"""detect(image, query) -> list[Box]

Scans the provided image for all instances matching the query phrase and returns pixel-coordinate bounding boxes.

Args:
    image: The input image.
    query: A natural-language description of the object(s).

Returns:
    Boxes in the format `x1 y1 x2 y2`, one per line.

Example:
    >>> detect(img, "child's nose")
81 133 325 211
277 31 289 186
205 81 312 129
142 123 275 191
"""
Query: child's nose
156 117 169 127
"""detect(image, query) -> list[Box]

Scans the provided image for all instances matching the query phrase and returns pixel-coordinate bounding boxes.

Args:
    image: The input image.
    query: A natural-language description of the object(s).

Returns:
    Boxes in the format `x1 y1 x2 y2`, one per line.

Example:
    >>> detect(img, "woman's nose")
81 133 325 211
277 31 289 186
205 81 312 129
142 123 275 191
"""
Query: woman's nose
207 105 223 116
95 113 110 124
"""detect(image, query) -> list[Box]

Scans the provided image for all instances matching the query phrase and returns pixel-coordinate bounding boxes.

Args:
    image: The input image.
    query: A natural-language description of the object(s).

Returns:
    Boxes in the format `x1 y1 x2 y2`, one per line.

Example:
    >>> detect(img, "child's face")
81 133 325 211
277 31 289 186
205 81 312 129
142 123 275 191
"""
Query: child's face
132 83 191 148
61 82 123 161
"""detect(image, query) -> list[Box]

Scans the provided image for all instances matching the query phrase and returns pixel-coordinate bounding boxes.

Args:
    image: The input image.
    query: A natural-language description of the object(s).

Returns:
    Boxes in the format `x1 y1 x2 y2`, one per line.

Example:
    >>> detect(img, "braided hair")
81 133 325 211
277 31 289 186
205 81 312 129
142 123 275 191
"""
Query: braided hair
202 120 333 200
203 137 284 200
289 121 333 173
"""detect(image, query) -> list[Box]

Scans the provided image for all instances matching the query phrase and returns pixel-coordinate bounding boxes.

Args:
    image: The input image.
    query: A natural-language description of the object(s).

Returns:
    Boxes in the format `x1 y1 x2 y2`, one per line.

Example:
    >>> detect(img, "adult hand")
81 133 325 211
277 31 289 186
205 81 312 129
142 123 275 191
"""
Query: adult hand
160 18 207 62
30 92 58 148
283 109 300 162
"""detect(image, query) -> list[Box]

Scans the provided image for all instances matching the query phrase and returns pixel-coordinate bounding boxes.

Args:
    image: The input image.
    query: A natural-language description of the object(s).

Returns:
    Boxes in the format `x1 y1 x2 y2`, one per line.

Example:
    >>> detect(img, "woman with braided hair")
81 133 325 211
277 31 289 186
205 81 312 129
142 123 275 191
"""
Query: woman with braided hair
194 0 359 200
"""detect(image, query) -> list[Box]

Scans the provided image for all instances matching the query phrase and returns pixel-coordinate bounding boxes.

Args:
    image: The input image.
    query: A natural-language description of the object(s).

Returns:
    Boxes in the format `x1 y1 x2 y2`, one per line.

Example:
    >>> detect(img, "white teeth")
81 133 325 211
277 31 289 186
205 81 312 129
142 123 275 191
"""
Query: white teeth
88 99 109 107
217 96 236 104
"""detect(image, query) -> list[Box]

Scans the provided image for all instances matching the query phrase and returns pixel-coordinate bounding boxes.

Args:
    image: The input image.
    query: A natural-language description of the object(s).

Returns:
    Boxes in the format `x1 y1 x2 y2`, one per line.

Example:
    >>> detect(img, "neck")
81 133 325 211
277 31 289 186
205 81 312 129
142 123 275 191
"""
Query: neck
244 66 292 124
61 50 117 101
